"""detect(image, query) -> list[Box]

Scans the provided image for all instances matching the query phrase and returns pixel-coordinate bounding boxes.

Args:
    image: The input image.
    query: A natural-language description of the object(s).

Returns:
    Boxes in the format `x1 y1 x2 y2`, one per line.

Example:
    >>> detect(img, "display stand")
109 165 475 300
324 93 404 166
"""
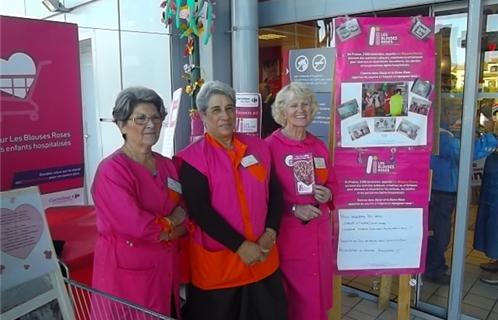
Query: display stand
328 275 342 319
377 274 412 319
329 274 412 319
0 187 74 320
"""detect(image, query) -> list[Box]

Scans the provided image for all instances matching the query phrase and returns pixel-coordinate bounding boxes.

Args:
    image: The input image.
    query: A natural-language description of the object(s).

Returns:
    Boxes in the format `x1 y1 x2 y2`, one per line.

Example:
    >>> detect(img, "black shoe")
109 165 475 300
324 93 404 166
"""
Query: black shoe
480 261 498 273
423 273 451 285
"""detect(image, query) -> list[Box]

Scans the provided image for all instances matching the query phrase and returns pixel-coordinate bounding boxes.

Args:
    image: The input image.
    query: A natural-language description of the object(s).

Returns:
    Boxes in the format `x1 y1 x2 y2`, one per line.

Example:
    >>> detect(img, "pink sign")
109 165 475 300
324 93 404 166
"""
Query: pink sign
334 17 435 149
333 17 435 274
0 16 84 194
235 93 262 137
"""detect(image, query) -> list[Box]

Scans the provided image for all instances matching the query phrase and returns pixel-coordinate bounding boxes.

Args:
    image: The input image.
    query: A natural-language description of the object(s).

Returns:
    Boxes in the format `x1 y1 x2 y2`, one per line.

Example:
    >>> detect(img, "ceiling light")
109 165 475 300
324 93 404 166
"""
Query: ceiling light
258 33 287 40
42 0 72 13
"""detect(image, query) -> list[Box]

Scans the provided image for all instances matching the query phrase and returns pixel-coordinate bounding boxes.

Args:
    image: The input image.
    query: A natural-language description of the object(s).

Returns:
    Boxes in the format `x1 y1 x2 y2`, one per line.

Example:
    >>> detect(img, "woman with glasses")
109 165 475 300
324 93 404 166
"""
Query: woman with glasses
175 80 287 320
91 86 186 318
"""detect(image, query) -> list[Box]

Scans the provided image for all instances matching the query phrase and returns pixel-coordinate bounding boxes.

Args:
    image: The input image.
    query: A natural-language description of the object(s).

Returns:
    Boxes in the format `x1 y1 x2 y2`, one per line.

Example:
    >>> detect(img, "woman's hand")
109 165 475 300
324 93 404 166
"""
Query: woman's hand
313 185 332 204
168 206 187 227
236 241 263 265
169 224 187 240
257 228 276 261
159 224 186 242
293 204 321 222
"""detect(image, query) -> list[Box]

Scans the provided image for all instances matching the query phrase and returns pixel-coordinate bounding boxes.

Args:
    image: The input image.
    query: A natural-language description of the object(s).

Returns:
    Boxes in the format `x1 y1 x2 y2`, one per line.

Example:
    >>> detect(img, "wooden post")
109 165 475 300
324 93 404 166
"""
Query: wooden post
328 275 342 320
397 274 411 320
378 275 392 311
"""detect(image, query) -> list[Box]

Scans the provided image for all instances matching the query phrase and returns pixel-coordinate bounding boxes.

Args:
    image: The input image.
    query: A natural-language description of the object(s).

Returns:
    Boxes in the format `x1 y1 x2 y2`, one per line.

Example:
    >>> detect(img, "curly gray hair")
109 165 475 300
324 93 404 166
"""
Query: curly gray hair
271 82 318 126
112 86 166 139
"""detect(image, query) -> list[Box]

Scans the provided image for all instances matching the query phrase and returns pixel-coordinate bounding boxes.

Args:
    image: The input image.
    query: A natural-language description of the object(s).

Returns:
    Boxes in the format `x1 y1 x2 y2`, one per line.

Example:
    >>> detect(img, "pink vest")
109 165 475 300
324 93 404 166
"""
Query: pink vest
176 134 279 289
177 134 271 249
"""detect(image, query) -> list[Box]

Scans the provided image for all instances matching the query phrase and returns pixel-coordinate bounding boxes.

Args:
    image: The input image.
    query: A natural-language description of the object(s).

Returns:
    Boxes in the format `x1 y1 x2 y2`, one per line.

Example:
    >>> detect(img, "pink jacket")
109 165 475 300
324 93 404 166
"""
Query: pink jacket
91 150 181 317
266 129 335 320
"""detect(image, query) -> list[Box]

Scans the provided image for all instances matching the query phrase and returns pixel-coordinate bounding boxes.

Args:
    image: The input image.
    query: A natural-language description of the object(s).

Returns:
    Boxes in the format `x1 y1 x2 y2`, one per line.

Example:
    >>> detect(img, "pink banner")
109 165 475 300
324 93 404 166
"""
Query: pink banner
0 17 84 195
333 17 435 274
235 93 262 137
334 17 435 149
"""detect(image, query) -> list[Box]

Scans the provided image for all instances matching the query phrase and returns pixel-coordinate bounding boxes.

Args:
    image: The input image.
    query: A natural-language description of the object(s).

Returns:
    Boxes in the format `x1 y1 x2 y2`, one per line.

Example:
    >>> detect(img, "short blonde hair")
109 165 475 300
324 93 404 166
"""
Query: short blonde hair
271 82 318 126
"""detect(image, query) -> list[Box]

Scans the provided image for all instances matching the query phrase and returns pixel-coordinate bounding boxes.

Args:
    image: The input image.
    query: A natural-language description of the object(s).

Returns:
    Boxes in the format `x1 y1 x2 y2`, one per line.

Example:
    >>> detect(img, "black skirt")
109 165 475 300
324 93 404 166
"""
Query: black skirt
183 270 287 320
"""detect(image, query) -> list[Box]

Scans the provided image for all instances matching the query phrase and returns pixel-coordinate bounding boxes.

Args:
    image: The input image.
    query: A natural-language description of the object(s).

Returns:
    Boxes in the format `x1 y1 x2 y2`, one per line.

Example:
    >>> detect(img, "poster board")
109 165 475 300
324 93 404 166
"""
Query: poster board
333 16 435 275
289 47 335 145
161 88 182 158
0 16 84 207
0 187 73 319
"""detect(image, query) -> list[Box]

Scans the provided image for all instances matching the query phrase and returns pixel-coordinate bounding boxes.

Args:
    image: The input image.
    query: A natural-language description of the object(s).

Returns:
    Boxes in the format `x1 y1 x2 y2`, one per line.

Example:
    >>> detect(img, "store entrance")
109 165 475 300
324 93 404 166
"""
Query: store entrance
257 2 498 318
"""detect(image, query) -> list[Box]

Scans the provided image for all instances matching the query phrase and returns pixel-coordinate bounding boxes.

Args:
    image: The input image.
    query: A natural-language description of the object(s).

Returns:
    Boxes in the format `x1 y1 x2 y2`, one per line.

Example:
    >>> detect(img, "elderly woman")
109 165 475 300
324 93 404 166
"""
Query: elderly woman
175 80 287 320
91 87 186 317
265 82 335 320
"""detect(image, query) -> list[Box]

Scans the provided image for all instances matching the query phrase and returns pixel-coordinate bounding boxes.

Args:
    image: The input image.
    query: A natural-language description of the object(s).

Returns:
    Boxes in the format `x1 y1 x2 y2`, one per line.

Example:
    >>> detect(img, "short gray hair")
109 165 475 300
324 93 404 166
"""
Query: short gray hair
112 86 166 123
271 82 318 126
196 80 236 113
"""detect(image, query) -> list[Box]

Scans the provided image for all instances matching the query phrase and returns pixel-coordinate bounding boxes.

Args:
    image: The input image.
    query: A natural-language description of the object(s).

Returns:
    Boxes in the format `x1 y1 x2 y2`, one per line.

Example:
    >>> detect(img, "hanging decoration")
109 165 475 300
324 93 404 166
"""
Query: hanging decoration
160 0 215 142
160 0 215 108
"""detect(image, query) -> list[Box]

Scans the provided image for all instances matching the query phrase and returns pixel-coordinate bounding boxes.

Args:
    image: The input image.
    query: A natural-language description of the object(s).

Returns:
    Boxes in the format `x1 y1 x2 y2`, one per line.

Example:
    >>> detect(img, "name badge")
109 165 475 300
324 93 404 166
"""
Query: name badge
241 154 259 167
167 177 182 194
313 157 326 169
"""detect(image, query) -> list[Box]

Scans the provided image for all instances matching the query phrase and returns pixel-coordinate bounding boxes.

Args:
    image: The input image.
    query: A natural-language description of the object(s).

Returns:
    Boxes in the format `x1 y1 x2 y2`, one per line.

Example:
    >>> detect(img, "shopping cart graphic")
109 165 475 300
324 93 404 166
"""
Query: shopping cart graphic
0 52 48 122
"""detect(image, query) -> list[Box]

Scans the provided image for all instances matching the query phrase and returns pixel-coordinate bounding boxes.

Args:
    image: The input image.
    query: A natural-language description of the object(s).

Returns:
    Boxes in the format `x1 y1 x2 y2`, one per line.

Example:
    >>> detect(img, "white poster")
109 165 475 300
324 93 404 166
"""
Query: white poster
339 81 430 147
0 186 59 290
161 88 182 158
337 207 423 270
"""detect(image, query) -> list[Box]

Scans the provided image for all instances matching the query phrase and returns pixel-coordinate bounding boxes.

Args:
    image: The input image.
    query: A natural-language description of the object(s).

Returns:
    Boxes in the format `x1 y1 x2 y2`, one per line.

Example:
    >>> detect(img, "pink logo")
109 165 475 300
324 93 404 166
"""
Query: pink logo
368 26 399 46
0 53 51 122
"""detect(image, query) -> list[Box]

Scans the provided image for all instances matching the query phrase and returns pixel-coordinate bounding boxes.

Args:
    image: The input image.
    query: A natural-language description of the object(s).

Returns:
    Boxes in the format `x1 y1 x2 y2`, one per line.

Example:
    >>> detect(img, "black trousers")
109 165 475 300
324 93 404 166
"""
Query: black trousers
426 191 457 276
184 270 287 320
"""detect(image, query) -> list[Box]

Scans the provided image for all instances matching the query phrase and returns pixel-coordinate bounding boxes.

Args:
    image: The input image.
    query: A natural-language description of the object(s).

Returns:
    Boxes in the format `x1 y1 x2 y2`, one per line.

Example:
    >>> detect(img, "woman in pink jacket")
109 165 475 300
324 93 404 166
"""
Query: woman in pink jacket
91 87 186 318
265 82 335 320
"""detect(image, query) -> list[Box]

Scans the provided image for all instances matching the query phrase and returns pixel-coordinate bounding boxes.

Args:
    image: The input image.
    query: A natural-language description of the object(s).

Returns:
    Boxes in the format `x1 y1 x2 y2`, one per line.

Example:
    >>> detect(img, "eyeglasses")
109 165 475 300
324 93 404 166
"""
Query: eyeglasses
128 114 164 126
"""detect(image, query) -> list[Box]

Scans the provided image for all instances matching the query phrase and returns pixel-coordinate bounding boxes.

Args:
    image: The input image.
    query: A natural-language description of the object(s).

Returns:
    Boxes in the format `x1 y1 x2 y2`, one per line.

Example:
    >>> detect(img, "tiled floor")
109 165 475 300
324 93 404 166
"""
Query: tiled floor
340 205 498 320
340 291 437 320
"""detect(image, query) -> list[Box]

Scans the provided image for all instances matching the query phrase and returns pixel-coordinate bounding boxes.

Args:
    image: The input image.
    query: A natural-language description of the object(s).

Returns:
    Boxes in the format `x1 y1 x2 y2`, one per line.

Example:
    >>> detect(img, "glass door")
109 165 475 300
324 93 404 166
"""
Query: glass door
416 3 498 319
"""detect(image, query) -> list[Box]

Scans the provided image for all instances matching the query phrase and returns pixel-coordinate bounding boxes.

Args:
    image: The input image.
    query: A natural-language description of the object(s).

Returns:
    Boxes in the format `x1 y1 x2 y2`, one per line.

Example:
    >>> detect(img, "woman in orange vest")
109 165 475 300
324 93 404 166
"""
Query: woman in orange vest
175 80 287 320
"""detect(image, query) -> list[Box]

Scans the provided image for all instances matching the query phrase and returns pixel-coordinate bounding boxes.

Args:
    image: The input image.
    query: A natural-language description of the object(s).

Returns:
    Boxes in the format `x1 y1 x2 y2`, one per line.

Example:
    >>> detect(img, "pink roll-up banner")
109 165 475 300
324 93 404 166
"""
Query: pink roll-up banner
333 17 435 275
0 16 84 207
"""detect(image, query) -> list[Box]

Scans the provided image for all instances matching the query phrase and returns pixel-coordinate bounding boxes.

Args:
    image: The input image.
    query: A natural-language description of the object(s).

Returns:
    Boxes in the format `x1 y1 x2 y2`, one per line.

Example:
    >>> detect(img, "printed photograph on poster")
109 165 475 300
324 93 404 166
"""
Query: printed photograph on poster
337 99 360 120
339 81 429 147
362 82 408 117
410 78 433 98
336 18 362 42
409 96 431 116
397 119 421 140
410 19 433 40
374 118 396 132
348 121 371 141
